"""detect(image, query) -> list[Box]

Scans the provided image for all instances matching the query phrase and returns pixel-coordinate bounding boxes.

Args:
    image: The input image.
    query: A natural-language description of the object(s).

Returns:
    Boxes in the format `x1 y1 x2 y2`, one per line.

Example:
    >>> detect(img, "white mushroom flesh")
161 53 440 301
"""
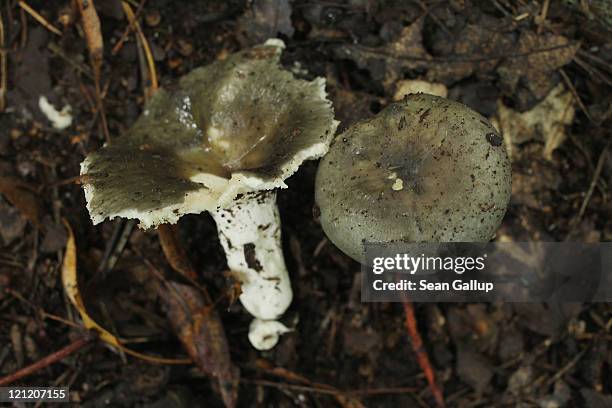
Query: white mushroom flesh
212 191 292 337
248 319 291 351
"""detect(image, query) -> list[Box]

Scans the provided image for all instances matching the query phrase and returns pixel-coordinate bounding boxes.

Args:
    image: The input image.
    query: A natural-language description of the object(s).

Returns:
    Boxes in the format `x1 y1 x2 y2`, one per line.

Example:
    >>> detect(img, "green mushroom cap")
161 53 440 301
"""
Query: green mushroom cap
81 40 338 228
315 94 512 262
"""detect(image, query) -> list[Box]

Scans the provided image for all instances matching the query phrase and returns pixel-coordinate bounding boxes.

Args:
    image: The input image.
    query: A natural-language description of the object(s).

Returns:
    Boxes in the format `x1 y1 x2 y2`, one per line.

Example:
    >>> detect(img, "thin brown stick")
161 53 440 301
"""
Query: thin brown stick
122 1 158 98
19 6 27 48
351 42 579 64
5 288 82 330
76 0 110 143
0 9 6 112
245 379 417 397
0 332 96 386
403 300 445 408
559 68 594 124
47 42 94 80
536 0 550 33
111 0 147 55
573 55 612 88
574 141 610 224
18 1 62 36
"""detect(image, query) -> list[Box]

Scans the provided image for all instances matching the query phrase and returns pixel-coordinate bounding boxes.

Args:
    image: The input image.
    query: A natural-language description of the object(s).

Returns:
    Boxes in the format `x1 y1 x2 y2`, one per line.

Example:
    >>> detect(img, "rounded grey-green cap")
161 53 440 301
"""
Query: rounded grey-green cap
315 94 512 262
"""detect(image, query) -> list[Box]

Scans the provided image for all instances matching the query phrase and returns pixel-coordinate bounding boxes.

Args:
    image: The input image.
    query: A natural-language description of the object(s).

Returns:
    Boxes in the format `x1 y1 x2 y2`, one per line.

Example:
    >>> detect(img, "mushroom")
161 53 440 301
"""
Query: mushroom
315 94 511 262
81 39 338 350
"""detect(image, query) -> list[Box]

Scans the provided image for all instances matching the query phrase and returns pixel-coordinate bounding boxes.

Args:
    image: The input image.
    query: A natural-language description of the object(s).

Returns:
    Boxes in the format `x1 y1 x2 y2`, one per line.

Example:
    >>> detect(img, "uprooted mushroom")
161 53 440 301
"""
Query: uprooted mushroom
81 39 338 350
315 93 512 262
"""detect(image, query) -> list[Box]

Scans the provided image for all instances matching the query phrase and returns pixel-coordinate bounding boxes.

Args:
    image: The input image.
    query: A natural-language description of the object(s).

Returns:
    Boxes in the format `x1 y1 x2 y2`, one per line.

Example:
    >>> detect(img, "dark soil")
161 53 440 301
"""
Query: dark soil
1 1 611 407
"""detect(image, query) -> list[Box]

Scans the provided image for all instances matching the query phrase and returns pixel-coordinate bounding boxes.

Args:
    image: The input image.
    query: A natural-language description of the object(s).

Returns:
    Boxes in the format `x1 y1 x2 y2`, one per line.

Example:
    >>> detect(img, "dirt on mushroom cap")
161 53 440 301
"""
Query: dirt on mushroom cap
315 94 512 262
81 40 338 228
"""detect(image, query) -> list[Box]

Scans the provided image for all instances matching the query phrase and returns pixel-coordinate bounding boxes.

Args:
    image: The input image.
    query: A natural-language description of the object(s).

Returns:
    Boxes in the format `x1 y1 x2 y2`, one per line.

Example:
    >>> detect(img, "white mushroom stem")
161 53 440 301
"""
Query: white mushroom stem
211 190 292 350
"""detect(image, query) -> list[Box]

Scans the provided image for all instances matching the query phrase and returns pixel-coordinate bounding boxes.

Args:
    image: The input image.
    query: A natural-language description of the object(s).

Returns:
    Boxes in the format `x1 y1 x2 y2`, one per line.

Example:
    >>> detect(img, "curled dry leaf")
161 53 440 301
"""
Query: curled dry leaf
0 176 40 227
157 224 239 408
492 84 575 161
159 282 239 408
60 219 191 365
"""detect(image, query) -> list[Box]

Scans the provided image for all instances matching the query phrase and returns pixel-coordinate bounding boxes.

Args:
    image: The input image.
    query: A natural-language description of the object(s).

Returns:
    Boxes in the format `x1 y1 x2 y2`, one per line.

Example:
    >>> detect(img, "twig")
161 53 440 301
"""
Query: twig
93 219 136 282
578 49 612 76
19 6 27 48
349 42 579 64
573 141 610 225
543 347 589 388
47 42 94 80
403 300 445 407
0 9 6 112
5 288 82 330
535 0 550 33
0 332 96 386
573 55 612 88
18 1 62 36
559 68 594 124
76 0 110 143
111 0 147 55
122 1 158 99
245 378 417 397
414 0 450 35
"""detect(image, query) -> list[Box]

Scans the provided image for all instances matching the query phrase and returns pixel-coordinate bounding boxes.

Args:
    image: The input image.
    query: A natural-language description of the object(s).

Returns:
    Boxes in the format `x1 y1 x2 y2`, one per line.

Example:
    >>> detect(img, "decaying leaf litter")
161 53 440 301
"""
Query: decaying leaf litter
0 1 611 407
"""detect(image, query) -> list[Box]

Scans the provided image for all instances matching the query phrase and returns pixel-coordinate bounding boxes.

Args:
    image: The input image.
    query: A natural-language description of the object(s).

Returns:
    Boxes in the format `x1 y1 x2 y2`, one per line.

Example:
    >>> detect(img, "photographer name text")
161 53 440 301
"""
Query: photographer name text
372 278 494 293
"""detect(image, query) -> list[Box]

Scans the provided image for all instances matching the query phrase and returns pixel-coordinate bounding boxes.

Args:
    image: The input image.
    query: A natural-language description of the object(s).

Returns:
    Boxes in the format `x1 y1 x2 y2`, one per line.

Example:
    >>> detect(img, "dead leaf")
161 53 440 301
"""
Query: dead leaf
0 201 27 245
492 84 575 160
158 224 198 281
426 15 514 84
497 31 579 108
61 219 191 365
335 17 431 89
159 283 238 408
0 176 40 227
499 32 578 81
157 224 239 408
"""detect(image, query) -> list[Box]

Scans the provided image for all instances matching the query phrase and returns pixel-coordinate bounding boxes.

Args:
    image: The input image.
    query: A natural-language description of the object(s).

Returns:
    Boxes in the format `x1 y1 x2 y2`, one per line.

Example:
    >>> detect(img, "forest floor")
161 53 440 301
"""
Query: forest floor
0 0 611 407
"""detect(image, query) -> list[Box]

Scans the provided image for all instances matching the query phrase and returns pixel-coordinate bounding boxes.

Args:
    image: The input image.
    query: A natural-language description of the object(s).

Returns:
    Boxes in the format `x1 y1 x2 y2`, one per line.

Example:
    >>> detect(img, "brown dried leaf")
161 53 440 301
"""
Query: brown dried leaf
335 17 431 89
499 32 579 84
0 176 40 227
427 16 515 83
157 224 239 408
497 32 579 105
492 84 575 160
61 219 191 365
158 224 197 281
159 282 239 408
